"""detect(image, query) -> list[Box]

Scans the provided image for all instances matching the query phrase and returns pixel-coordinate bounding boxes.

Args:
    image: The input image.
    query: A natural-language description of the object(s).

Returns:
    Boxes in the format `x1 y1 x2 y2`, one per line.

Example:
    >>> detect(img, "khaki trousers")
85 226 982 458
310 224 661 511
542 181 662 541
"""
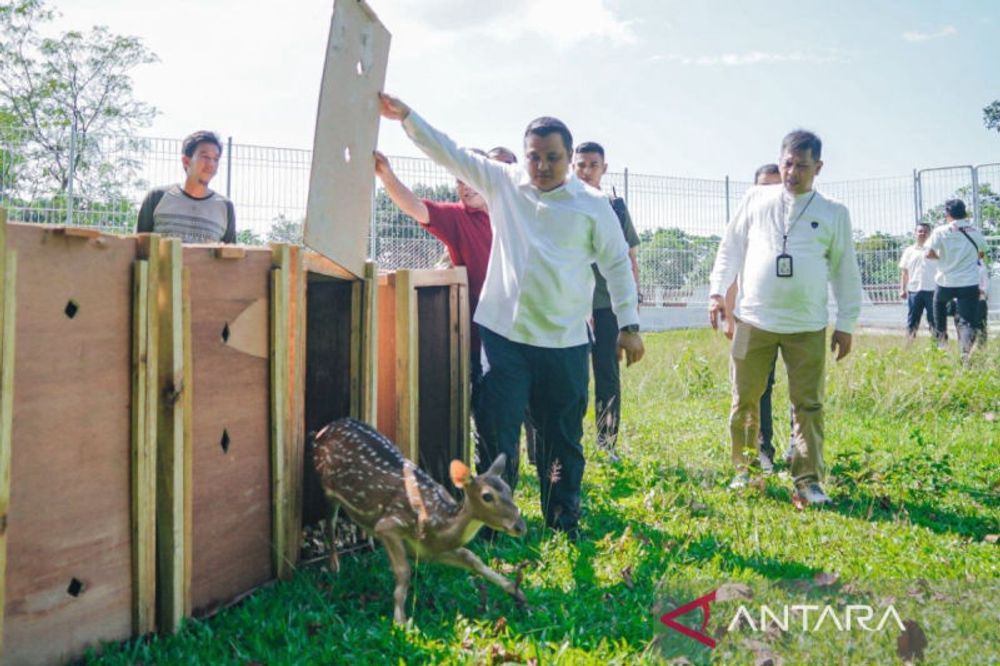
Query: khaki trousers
730 321 826 486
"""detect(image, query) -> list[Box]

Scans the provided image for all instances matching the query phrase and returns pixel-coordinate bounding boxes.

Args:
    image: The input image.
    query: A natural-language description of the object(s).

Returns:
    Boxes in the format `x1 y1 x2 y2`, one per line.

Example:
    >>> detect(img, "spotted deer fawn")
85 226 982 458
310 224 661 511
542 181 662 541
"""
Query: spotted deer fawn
312 417 527 624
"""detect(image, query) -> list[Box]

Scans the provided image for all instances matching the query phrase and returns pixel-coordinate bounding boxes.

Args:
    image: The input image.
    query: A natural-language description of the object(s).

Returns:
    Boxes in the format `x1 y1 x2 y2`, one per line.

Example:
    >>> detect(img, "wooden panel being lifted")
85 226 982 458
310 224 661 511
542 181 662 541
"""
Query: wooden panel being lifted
184 247 273 617
2 224 136 665
304 0 391 278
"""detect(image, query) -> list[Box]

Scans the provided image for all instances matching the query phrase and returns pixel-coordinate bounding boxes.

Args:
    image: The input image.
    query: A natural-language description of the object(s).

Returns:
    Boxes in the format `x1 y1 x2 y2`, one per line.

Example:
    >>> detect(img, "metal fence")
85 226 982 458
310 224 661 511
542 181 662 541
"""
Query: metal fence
1 125 997 309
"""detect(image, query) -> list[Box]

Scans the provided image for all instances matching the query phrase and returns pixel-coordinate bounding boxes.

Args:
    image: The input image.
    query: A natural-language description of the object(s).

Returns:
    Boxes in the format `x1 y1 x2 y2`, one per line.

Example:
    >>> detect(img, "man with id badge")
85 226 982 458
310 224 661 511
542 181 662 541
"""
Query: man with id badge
708 130 863 506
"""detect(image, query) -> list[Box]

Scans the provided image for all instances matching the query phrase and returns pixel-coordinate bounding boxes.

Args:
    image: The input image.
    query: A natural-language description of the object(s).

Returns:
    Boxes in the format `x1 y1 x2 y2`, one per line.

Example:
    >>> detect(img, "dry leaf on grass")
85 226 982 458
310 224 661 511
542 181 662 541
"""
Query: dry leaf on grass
984 534 999 544
621 566 635 590
813 572 839 587
716 582 753 601
896 620 928 663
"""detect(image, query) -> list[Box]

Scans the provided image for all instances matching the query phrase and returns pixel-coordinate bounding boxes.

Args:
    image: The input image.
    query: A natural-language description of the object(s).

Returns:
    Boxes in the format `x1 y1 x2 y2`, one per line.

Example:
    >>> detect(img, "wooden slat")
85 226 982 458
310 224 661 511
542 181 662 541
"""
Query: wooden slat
361 261 379 426
304 251 356 280
286 246 306 575
376 274 396 441
156 238 188 632
130 260 157 634
0 243 16 657
394 270 418 462
270 245 290 580
214 246 247 260
181 266 193 612
456 277 471 466
349 280 362 418
405 267 469 288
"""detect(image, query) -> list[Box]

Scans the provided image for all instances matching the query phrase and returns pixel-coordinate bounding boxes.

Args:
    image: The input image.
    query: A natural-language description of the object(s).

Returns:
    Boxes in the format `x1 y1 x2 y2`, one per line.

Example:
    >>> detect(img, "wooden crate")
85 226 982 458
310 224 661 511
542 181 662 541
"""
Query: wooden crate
376 268 470 487
0 223 154 665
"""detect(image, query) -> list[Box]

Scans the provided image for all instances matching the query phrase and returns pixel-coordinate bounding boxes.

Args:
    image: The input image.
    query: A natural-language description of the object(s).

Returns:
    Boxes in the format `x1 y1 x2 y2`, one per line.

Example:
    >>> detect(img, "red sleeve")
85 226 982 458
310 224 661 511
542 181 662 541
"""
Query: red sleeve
423 200 466 264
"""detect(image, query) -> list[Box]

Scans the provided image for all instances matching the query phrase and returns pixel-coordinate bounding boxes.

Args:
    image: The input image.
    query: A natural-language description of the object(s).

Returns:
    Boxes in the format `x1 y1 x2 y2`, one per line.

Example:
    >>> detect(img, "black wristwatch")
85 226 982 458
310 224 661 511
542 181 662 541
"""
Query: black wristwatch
620 324 640 334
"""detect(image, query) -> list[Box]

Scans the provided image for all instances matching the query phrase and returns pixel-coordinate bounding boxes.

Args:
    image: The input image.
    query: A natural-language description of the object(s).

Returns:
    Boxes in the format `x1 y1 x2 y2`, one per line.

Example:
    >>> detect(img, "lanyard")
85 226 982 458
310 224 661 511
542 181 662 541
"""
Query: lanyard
779 191 817 254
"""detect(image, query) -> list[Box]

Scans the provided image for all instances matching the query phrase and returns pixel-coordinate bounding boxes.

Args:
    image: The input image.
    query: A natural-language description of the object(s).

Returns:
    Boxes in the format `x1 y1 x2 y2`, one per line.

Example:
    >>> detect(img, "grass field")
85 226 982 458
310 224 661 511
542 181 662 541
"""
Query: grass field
86 330 999 665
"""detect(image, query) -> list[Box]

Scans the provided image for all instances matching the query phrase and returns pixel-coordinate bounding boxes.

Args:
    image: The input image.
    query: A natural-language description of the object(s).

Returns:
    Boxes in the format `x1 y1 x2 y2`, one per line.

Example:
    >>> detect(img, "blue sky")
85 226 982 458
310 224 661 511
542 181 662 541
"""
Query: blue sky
56 0 1000 183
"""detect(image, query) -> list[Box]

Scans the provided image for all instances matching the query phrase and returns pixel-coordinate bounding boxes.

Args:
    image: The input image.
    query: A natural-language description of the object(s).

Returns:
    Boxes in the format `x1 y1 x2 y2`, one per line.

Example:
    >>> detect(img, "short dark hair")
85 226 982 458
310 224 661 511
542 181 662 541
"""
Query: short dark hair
780 129 822 160
487 146 517 164
916 222 931 230
182 130 223 158
524 117 573 155
754 163 780 182
574 141 605 158
944 199 967 220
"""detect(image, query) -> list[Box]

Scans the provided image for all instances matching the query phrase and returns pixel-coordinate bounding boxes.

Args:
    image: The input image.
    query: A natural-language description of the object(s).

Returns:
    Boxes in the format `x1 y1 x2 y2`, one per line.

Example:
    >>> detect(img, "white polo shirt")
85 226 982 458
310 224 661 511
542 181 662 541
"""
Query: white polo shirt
709 185 863 334
898 244 937 292
401 111 639 348
927 220 986 288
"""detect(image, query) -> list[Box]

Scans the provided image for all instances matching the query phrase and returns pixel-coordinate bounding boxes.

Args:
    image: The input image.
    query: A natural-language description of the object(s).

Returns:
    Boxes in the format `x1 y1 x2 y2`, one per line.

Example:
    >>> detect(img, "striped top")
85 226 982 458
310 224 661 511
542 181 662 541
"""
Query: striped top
137 184 236 243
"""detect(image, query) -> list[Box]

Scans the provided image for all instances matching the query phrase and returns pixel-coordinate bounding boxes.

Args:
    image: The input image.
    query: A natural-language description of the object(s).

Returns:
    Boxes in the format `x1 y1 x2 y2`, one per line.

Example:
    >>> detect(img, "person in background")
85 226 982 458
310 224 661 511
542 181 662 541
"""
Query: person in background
137 130 236 243
926 199 986 362
898 222 937 340
723 163 788 472
573 141 641 461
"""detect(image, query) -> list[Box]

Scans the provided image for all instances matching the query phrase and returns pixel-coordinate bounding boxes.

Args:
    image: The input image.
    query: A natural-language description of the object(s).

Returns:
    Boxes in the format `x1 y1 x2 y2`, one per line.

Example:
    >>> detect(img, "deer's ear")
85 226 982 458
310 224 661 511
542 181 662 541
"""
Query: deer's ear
450 460 471 488
485 453 506 477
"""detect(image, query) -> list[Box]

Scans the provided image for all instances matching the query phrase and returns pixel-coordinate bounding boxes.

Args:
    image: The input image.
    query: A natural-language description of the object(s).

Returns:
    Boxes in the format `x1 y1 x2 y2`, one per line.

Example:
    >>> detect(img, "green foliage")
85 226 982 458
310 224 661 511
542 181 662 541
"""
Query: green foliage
922 183 1000 235
854 231 907 286
637 227 719 292
373 182 456 267
83 332 999 665
984 99 1000 134
266 213 304 244
0 0 157 202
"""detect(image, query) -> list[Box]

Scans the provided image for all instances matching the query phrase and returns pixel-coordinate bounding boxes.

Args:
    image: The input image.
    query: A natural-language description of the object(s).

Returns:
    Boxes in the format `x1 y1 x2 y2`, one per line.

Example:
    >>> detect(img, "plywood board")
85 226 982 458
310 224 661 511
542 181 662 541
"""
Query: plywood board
304 0 391 278
376 273 397 443
183 247 273 616
3 224 135 665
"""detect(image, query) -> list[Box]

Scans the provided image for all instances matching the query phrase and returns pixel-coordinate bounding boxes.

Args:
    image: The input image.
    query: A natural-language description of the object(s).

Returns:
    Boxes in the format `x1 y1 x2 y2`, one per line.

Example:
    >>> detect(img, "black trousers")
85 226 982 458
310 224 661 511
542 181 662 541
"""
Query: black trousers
934 285 981 355
906 290 935 335
757 364 776 456
591 308 621 449
478 327 589 530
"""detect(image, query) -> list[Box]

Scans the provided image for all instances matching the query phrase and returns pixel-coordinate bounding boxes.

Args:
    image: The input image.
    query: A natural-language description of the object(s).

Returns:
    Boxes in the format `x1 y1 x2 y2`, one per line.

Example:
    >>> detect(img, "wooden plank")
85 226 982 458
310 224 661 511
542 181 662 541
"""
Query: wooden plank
157 238 188 633
376 274 397 442
349 280 362 418
361 261 379 426
394 270 418 462
185 247 272 615
0 246 16 658
304 251 356 281
214 246 247 260
181 267 194 614
303 0 390 277
57 227 104 240
270 245 290 580
130 260 157 635
285 246 306 574
456 281 471 466
406 267 469 288
3 224 135 663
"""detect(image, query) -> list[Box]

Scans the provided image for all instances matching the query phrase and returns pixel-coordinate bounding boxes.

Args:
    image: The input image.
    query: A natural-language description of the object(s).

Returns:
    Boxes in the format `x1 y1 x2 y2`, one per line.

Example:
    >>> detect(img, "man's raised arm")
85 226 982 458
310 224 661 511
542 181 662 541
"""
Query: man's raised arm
379 92 506 201
373 150 429 224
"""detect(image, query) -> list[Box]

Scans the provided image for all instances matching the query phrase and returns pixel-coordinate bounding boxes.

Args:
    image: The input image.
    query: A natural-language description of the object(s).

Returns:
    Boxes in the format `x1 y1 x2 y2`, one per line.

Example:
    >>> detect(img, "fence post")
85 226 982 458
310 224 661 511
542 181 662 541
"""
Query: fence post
913 168 922 224
66 118 77 226
623 167 629 206
971 166 980 224
226 136 233 199
724 175 730 224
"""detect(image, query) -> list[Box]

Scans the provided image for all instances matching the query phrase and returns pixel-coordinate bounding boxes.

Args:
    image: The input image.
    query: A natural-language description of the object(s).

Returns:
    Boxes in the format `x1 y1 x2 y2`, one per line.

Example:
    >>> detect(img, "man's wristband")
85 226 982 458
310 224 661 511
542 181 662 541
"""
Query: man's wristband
620 324 640 334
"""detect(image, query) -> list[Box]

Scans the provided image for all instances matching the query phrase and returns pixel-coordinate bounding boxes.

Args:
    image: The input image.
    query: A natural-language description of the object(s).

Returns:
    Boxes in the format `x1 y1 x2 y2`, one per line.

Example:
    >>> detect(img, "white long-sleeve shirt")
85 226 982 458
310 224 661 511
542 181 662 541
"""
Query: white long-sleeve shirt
709 185 863 334
401 111 639 348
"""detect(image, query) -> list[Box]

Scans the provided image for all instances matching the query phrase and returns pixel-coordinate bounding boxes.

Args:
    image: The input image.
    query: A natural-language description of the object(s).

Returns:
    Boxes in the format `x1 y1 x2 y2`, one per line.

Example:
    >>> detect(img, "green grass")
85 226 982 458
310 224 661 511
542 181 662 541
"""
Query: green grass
86 330 999 665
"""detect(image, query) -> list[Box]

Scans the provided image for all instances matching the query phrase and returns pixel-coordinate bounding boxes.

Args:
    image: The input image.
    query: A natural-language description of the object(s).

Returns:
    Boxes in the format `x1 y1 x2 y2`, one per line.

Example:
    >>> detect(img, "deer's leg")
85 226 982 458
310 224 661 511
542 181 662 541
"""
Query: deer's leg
374 522 411 625
432 548 526 604
326 502 341 573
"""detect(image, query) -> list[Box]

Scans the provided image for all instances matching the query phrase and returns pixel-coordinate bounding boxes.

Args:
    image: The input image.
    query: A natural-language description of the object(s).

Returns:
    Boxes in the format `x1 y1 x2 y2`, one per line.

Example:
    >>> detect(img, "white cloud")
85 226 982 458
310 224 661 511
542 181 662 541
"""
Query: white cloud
902 25 958 42
649 50 848 66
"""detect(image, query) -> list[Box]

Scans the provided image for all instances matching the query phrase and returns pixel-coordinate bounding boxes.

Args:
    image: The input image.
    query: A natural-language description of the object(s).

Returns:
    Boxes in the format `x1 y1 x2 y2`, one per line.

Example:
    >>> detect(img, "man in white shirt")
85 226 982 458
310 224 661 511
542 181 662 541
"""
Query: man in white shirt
708 130 862 506
378 93 643 538
926 199 987 360
898 222 937 338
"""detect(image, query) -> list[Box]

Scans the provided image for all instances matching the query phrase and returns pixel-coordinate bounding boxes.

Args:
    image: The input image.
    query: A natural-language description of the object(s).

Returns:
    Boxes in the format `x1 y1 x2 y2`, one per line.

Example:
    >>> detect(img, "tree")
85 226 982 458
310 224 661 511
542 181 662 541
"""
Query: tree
0 0 157 204
984 100 1000 134
921 183 1000 235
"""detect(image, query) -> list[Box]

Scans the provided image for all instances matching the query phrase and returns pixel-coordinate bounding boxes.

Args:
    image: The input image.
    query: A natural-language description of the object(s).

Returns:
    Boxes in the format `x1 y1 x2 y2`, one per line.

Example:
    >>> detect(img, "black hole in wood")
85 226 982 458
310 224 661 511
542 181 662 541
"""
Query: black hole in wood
221 429 230 453
221 322 230 343
65 300 79 319
67 578 84 597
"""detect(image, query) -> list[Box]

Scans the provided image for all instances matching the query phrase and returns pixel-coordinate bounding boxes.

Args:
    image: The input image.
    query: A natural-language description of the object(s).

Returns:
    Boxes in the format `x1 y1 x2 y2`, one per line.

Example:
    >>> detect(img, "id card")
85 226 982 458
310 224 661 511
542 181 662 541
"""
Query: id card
776 253 793 278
